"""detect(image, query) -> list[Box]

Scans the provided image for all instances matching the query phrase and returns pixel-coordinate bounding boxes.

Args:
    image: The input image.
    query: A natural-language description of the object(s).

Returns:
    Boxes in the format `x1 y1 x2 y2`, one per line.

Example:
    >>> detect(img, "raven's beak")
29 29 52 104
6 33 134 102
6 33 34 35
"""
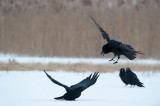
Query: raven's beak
100 51 103 55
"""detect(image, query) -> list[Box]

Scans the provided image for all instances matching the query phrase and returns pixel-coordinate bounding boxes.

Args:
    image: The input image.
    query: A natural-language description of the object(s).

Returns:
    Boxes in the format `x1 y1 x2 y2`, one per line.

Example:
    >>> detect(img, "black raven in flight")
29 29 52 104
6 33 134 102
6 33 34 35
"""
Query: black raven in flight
125 68 144 87
91 17 143 64
119 68 128 86
44 70 100 100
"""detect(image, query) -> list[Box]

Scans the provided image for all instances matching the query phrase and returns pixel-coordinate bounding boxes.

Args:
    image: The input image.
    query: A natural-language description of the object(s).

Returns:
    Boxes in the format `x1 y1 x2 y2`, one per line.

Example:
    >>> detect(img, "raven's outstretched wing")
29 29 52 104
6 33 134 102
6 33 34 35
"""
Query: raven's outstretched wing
44 70 71 92
70 72 100 92
91 16 110 42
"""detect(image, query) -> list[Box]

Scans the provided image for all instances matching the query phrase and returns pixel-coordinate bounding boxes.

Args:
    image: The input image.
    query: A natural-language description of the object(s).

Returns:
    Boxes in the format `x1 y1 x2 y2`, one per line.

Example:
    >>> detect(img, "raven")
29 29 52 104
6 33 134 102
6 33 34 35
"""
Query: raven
119 68 128 86
125 68 144 87
44 70 100 100
91 17 143 64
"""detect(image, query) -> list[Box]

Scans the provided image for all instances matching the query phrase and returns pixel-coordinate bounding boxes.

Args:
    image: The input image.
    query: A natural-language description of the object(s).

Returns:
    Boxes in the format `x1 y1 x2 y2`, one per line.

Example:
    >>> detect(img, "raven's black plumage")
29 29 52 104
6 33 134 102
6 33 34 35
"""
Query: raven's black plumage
91 17 143 64
119 68 128 86
44 70 100 100
125 68 144 87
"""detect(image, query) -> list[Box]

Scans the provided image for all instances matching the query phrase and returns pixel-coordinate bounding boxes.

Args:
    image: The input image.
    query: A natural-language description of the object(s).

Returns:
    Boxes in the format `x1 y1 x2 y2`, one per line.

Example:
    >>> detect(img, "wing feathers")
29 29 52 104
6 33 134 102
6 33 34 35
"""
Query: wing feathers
44 71 100 93
44 70 71 91
91 16 110 42
117 44 143 60
70 72 99 92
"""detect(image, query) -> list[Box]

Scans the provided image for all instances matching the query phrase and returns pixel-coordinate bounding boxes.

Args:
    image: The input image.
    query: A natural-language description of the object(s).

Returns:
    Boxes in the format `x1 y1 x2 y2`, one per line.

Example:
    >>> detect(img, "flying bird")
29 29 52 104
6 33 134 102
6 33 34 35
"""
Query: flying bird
125 68 144 87
44 70 100 100
91 17 143 64
119 68 128 86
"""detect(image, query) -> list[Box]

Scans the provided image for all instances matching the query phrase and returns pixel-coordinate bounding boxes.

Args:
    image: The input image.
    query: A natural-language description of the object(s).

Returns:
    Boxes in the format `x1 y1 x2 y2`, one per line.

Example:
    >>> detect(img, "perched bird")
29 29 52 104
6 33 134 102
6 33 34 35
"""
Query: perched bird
91 17 143 64
125 68 144 87
44 70 100 100
119 68 128 86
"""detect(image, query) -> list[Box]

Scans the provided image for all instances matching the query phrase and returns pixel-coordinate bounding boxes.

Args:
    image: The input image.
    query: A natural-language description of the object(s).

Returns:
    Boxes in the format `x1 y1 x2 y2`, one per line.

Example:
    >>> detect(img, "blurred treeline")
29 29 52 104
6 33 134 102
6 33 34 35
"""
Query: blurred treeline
0 0 160 58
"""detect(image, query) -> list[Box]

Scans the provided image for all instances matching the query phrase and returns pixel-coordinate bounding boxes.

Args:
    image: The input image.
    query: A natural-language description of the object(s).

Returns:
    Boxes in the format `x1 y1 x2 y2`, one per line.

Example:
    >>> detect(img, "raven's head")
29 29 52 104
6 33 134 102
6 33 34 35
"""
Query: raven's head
101 44 111 55
120 68 125 73
126 67 131 72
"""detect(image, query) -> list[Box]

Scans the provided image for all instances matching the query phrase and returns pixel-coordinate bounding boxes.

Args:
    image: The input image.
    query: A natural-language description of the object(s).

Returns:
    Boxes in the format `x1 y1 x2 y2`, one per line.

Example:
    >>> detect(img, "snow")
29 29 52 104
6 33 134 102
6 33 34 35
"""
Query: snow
0 71 160 106
0 53 160 65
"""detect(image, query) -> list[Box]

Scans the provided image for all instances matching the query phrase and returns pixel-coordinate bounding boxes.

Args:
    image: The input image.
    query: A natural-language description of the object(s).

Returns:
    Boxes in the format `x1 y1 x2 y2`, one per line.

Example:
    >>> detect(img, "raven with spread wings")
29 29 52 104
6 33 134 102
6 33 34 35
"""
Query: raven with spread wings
44 70 99 100
91 17 143 64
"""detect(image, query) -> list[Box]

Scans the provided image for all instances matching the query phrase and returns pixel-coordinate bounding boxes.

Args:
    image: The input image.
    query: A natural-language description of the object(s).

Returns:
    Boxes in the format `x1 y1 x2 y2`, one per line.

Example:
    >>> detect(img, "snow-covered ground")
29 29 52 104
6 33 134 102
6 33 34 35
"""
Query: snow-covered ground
0 53 160 65
0 71 160 106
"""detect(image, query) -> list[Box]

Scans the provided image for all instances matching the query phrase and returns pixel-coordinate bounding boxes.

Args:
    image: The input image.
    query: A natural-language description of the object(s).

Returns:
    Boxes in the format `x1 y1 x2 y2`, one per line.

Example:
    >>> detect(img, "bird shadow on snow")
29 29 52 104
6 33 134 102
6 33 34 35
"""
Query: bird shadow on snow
26 99 53 103
29 98 102 102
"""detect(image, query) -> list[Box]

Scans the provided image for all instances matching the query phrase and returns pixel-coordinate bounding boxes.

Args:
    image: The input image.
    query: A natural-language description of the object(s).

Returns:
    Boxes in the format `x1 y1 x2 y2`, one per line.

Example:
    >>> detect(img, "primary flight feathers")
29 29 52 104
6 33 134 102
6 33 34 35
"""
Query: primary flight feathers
44 70 100 100
91 16 110 42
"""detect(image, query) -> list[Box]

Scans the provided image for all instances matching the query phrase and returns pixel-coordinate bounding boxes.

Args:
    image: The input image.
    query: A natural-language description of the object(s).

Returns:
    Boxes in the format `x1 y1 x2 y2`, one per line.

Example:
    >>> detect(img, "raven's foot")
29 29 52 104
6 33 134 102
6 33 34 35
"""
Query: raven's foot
113 61 118 64
124 85 127 87
130 85 133 88
109 59 115 61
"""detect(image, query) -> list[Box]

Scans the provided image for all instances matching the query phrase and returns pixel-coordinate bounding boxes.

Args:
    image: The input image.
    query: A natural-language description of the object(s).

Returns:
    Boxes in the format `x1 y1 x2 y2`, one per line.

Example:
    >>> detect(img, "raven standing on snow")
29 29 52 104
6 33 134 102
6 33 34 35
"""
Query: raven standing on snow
119 68 128 86
125 68 144 87
91 17 143 64
44 70 100 100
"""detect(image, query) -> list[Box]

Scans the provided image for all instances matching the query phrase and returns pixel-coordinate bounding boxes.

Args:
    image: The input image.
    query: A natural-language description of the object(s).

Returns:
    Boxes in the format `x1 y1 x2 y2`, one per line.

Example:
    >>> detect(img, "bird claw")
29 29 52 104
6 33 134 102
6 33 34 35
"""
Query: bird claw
124 85 127 87
130 85 133 88
113 61 118 64
109 59 115 61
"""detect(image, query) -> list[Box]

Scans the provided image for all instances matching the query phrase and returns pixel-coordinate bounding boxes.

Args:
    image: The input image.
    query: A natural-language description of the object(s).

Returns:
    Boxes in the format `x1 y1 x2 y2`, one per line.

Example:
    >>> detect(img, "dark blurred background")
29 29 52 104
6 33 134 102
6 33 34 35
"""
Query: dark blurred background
0 0 160 59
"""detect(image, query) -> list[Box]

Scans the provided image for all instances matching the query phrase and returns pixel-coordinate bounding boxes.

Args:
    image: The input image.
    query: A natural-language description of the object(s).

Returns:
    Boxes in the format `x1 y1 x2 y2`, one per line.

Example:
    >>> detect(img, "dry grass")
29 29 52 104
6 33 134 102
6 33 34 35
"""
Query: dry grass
0 60 159 72
0 0 160 58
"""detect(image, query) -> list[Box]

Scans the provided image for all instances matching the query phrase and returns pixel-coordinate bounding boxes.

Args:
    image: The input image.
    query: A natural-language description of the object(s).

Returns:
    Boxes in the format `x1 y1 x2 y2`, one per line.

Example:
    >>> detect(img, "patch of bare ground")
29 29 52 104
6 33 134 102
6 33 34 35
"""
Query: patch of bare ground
0 61 159 72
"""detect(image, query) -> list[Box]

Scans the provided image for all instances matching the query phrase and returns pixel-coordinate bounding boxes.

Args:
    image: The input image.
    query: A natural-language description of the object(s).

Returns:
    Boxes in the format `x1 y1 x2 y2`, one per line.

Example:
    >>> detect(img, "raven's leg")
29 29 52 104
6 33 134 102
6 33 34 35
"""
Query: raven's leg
109 54 116 61
113 55 120 64
124 84 128 87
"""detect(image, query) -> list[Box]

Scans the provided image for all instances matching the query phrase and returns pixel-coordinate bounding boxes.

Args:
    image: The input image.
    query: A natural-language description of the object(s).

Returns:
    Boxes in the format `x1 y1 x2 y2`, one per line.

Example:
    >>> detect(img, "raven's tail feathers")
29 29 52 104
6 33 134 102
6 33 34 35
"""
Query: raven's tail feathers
137 83 145 87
